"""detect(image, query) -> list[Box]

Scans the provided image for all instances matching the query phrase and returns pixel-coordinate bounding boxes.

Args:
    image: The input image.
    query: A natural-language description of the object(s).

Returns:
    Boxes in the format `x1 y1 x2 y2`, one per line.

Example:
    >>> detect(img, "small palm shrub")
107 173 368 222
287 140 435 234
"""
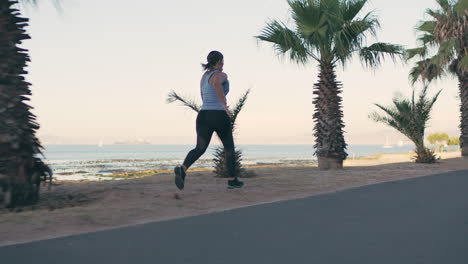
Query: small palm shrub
213 147 245 178
369 86 442 164
413 147 439 163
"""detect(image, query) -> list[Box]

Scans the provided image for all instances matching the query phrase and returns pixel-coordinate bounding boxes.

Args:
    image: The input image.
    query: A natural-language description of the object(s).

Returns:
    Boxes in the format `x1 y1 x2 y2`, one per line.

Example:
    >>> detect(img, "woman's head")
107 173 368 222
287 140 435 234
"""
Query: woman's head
201 51 224 71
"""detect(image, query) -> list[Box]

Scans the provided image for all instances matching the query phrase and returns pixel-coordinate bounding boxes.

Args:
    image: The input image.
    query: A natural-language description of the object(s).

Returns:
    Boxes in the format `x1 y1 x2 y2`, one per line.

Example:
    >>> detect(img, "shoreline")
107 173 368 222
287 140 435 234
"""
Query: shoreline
0 151 465 246
45 144 447 181
52 150 462 182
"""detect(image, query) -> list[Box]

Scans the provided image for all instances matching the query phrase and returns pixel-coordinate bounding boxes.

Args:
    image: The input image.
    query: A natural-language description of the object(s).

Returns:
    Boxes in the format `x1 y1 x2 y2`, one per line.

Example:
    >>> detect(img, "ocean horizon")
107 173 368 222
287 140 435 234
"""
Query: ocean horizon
42 143 424 161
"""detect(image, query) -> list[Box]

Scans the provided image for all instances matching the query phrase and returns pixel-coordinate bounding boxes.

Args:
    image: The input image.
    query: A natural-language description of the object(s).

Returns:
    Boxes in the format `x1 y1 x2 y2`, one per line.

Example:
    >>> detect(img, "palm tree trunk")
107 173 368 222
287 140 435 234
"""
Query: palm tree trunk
0 0 45 207
313 62 347 170
414 139 426 159
459 73 468 157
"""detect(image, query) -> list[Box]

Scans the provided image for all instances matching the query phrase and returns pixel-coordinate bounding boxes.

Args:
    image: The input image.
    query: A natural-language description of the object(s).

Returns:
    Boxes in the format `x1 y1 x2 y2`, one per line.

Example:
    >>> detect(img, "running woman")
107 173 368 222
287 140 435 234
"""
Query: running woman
174 51 244 190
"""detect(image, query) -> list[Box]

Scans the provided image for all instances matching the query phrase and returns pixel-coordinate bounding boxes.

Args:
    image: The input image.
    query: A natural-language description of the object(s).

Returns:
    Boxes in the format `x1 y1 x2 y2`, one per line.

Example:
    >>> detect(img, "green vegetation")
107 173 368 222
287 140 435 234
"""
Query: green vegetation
0 0 53 208
448 136 460 146
427 132 450 144
406 0 468 157
427 132 450 151
370 86 442 163
256 0 404 170
426 132 461 151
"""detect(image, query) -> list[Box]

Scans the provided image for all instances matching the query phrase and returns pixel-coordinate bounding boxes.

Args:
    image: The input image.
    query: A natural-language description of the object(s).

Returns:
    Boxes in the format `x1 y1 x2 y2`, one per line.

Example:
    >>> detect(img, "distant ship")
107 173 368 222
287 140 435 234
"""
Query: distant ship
382 136 393 149
113 139 150 145
98 140 104 147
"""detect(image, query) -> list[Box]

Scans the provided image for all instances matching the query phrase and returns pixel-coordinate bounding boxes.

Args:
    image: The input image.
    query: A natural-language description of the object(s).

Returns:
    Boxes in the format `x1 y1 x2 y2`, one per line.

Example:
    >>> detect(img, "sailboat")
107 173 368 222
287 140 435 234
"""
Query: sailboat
382 136 393 149
98 140 104 147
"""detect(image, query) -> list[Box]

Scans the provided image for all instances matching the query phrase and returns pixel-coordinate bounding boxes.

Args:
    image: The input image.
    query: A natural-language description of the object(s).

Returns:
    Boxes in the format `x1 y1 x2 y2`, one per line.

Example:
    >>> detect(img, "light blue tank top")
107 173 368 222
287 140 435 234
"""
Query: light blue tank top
200 70 230 111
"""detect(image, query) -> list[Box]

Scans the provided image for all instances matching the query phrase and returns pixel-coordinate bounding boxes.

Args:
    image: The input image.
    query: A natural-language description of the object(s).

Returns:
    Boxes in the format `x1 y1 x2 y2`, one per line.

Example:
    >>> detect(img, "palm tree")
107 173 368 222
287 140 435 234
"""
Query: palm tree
167 89 251 177
369 86 442 163
256 0 403 170
0 0 53 208
406 0 467 156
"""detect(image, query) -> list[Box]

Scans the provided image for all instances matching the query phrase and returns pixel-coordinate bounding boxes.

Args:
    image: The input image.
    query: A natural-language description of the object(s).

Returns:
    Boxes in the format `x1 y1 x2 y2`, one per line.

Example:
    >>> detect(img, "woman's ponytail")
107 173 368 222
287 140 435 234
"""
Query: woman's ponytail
201 51 223 71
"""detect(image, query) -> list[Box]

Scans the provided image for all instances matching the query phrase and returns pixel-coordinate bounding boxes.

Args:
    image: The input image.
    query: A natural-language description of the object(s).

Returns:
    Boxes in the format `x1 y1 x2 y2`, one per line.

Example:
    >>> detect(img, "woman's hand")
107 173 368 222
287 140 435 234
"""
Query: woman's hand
223 105 233 119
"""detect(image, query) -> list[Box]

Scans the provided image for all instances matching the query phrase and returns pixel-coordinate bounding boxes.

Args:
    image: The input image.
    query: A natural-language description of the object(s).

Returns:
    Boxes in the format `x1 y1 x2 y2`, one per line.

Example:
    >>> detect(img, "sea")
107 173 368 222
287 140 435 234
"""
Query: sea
42 144 458 181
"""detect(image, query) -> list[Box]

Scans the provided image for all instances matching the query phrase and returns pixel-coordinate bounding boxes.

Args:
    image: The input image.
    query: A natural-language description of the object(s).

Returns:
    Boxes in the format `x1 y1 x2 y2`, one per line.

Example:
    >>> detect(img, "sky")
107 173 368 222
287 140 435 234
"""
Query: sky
22 0 461 145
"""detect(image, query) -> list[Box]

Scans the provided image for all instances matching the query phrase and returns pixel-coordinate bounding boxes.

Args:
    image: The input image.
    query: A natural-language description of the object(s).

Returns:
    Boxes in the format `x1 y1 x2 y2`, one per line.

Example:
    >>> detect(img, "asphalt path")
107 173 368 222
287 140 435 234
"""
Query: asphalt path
1 170 468 264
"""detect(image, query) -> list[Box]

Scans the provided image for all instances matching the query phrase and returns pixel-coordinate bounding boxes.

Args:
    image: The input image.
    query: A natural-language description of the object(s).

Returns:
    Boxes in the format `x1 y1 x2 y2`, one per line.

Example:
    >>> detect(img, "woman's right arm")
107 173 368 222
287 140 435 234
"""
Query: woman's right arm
210 72 231 117
200 74 204 101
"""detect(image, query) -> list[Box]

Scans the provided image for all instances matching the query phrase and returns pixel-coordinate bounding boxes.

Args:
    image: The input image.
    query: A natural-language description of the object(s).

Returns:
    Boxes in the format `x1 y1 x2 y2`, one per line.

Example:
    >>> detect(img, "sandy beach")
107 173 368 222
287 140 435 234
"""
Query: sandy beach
0 151 465 247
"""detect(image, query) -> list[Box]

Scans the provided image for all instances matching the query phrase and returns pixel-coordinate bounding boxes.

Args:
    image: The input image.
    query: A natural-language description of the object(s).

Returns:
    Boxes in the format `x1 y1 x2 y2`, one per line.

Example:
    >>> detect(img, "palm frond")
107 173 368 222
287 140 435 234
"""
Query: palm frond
460 54 468 72
425 87 443 114
231 89 251 127
348 11 380 38
405 47 428 60
166 90 200 113
409 58 446 84
333 15 379 64
417 33 437 47
372 103 403 124
342 0 368 21
288 0 325 36
358 42 404 68
426 8 447 21
413 86 442 131
369 110 406 134
393 98 412 118
435 0 451 11
416 20 436 34
455 0 468 14
431 39 456 65
256 19 311 64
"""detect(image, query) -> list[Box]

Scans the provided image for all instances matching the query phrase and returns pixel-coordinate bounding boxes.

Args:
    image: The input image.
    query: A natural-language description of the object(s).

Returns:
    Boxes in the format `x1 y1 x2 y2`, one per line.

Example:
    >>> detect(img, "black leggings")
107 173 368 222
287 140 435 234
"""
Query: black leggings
183 110 235 178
